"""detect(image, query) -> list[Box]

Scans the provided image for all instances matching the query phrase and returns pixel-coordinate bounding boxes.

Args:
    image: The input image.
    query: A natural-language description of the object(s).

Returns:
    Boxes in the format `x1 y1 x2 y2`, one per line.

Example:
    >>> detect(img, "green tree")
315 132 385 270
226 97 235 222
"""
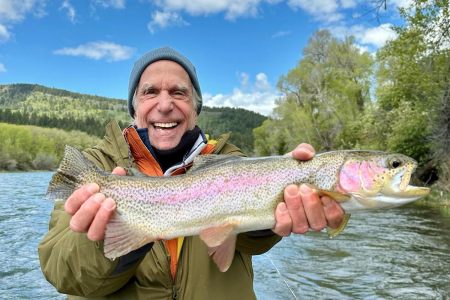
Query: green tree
255 30 373 155
375 0 449 187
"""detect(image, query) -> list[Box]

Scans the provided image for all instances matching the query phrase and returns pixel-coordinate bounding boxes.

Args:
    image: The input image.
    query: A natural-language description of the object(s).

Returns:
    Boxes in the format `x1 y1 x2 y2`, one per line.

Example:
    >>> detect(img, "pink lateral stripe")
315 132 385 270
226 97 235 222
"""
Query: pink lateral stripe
144 171 284 205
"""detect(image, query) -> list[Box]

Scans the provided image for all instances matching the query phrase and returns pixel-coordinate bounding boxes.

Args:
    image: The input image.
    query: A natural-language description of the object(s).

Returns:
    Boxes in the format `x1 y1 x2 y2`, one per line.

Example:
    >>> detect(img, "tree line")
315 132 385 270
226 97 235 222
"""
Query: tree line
0 108 130 137
254 0 449 189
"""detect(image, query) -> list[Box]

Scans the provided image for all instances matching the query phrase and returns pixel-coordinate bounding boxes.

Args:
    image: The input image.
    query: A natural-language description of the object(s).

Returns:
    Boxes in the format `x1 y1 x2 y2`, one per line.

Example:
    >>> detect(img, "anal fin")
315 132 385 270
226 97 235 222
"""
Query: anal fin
326 213 351 238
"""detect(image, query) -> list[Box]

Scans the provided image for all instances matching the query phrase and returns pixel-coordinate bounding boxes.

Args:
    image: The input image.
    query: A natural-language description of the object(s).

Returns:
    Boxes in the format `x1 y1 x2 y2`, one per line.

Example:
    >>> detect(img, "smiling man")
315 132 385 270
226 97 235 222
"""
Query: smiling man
39 47 344 299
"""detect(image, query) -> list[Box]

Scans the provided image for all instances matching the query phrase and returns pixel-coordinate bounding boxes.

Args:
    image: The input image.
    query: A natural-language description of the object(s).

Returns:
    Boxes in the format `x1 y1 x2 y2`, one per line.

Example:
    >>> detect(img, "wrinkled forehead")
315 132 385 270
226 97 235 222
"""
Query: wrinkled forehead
139 60 192 87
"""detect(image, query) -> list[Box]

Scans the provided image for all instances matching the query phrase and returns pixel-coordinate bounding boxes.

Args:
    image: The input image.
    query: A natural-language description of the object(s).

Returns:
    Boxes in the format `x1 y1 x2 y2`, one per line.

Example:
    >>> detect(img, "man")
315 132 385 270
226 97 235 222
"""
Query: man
39 47 344 299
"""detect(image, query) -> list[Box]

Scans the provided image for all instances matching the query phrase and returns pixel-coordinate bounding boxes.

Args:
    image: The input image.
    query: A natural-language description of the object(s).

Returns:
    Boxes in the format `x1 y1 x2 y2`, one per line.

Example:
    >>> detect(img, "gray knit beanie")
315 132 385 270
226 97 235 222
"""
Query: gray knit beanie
128 47 202 118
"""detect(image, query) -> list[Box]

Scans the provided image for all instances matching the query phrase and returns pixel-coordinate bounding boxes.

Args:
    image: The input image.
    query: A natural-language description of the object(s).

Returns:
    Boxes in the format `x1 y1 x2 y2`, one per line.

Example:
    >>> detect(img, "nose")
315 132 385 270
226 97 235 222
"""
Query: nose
157 92 173 113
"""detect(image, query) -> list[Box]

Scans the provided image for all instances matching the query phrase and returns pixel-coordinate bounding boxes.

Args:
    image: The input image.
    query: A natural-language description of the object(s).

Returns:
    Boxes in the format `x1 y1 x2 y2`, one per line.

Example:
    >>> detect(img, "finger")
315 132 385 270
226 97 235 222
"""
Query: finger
112 167 127 176
291 143 316 161
87 198 116 241
284 184 309 234
300 184 327 231
69 193 105 233
65 183 100 215
321 196 345 229
272 202 292 236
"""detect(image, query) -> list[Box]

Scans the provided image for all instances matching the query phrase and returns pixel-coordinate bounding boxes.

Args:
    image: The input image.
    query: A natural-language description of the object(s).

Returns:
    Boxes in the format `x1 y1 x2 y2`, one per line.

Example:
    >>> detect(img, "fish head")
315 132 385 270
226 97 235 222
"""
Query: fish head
337 152 430 209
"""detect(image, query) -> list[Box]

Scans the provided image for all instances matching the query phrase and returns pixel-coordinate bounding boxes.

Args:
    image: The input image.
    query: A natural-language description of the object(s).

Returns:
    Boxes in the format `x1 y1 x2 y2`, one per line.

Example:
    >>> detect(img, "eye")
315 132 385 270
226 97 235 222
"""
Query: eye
389 158 402 169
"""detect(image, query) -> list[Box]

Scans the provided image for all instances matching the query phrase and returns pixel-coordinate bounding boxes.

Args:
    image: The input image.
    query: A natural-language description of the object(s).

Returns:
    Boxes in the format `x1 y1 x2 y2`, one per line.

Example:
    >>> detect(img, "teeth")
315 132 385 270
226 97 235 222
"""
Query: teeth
154 122 177 128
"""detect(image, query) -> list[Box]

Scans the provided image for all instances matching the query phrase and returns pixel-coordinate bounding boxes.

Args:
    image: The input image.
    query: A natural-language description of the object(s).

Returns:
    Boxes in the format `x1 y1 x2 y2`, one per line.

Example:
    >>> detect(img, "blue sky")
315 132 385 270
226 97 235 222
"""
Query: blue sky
0 0 409 115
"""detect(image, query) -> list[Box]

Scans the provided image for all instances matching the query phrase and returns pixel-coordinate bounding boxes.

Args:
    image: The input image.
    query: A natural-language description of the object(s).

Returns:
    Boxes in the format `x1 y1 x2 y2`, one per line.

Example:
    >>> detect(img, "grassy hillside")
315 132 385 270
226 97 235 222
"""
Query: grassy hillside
0 122 101 171
0 84 266 168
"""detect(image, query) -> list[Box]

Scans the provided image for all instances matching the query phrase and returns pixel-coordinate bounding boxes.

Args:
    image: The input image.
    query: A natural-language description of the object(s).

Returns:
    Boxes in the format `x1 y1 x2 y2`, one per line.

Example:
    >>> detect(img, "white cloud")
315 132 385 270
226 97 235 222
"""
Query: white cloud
54 41 134 62
272 30 291 38
147 10 189 33
390 0 413 9
91 0 126 9
152 0 268 20
60 0 76 23
287 0 343 22
147 0 405 32
359 23 397 48
0 0 46 43
330 23 397 48
0 24 11 42
0 0 46 22
288 0 338 14
340 0 357 9
203 72 280 116
0 63 6 73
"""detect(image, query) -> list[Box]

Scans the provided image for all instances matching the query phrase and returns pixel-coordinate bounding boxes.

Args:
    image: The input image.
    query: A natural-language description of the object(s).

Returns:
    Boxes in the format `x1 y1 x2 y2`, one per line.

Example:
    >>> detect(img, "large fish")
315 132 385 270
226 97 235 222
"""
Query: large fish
47 146 430 272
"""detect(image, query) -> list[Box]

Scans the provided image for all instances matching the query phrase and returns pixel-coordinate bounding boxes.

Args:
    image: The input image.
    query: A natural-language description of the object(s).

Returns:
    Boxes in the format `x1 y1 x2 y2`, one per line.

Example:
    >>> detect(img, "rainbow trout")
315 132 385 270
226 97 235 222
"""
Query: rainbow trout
47 146 430 272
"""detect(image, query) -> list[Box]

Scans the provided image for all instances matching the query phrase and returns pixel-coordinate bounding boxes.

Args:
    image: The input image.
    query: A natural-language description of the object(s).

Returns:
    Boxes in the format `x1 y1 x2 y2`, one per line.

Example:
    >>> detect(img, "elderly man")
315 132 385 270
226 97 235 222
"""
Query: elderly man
39 47 344 299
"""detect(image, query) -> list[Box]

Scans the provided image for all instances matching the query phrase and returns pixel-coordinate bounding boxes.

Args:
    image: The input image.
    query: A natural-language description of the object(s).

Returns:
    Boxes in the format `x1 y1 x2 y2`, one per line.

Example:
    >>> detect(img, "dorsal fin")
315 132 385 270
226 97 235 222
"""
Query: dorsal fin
190 155 244 172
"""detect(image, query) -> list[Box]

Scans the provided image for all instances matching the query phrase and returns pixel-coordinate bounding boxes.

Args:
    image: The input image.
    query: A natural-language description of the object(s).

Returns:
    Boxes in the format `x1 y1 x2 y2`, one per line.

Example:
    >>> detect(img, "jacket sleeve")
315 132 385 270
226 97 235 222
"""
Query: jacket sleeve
38 147 145 297
236 231 282 255
38 202 141 297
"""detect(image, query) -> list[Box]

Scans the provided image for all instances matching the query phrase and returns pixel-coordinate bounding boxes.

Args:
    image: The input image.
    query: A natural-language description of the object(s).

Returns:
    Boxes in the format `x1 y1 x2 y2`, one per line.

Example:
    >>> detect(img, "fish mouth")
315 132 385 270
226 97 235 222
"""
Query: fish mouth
402 185 431 198
392 169 431 199
384 167 430 200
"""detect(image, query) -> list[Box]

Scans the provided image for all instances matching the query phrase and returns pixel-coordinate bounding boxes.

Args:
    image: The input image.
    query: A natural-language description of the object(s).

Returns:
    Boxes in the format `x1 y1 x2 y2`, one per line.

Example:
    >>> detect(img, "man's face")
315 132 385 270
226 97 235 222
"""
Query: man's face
134 60 197 150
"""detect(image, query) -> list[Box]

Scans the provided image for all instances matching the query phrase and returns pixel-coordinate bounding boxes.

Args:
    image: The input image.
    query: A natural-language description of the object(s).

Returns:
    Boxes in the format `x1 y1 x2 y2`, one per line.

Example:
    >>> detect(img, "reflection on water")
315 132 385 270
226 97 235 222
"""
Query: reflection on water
0 172 64 299
0 172 449 299
254 204 450 299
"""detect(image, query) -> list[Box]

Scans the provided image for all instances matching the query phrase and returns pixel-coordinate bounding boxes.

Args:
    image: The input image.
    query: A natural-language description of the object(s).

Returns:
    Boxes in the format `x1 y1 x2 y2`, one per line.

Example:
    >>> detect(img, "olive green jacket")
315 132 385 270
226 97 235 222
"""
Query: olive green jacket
38 121 281 300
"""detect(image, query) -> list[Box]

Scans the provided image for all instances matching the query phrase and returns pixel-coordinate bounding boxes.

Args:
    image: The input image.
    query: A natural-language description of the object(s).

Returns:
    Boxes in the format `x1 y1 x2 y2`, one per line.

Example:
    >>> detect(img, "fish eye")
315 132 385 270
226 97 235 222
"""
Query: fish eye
389 158 402 169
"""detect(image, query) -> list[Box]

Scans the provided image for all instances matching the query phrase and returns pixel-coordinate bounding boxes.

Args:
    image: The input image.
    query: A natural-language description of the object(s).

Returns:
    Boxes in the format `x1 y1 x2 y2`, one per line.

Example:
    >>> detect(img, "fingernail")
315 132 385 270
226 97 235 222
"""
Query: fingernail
92 193 105 204
304 149 314 157
299 184 312 194
278 202 288 212
102 198 116 211
286 185 299 197
87 183 99 194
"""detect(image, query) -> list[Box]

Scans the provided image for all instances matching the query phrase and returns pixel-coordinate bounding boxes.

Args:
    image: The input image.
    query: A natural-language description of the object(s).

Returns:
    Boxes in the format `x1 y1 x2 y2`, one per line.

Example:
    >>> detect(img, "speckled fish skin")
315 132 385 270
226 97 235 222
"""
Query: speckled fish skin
47 146 430 260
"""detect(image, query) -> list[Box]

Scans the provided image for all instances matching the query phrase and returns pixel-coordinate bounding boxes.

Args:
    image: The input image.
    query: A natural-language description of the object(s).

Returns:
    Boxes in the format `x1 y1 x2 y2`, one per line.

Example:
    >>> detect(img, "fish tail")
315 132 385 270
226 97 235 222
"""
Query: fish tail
46 145 100 202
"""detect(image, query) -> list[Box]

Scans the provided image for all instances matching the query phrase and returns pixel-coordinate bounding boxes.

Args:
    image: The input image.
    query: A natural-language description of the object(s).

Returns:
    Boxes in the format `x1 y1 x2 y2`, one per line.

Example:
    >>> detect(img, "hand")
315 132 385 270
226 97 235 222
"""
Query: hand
272 143 344 236
64 167 126 241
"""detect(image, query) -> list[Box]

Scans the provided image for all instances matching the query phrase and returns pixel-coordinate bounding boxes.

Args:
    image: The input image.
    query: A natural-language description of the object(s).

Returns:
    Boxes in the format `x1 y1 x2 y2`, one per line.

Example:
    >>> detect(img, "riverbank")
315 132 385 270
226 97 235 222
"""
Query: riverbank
414 187 450 218
419 187 450 205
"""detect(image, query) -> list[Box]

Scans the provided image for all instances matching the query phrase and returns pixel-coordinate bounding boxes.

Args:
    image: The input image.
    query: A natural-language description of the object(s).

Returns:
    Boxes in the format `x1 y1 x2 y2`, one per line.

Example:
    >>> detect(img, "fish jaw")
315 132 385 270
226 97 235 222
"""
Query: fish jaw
343 186 430 211
379 162 431 203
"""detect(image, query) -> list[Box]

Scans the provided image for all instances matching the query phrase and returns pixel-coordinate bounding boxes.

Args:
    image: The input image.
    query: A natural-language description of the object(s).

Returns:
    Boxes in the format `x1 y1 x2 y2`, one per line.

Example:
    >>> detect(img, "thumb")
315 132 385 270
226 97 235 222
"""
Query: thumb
112 166 127 176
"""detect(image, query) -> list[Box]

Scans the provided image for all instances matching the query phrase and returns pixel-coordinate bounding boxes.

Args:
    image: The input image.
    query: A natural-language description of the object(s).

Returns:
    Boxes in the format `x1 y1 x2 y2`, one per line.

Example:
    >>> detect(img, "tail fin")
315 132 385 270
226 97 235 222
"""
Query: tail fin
46 145 99 202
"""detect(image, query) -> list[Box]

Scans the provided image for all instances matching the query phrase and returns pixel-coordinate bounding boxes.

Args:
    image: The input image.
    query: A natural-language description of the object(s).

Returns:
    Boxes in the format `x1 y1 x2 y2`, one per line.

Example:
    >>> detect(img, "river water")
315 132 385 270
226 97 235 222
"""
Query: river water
1 172 449 299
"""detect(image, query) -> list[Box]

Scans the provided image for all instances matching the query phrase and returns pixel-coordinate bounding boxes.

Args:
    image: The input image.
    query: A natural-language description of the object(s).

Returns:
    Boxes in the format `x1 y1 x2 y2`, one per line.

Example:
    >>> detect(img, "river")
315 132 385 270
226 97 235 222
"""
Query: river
0 172 449 299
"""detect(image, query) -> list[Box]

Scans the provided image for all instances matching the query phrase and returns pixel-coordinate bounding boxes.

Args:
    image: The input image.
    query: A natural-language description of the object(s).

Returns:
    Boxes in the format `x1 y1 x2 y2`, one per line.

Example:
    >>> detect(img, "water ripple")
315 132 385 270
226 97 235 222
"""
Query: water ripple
1 172 449 299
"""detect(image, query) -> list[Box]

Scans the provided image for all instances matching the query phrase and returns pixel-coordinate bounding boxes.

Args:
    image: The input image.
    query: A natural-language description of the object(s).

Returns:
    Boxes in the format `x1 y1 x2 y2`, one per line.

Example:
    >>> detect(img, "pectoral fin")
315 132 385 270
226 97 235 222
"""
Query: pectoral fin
316 189 351 202
199 223 235 247
326 213 351 238
104 213 155 260
207 235 237 272
200 223 237 272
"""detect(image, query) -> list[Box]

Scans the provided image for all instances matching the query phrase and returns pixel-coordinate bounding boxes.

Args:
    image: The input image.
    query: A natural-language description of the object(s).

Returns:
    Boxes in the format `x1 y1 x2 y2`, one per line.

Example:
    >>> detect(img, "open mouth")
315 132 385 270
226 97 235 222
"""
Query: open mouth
398 174 430 198
389 168 431 199
153 122 178 130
